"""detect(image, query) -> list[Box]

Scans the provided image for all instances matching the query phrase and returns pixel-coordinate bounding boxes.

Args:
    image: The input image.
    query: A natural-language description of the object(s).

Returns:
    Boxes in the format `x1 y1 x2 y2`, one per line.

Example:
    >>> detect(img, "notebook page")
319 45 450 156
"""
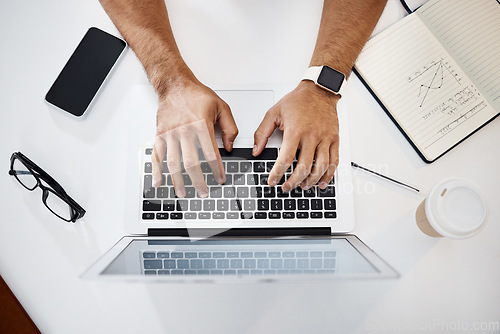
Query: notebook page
418 0 500 110
355 14 497 161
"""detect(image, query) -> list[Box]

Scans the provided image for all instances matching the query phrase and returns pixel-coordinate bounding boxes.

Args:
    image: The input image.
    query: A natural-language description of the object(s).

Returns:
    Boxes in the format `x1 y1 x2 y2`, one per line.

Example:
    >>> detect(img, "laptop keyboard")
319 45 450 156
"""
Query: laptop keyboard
142 147 336 221
142 249 336 276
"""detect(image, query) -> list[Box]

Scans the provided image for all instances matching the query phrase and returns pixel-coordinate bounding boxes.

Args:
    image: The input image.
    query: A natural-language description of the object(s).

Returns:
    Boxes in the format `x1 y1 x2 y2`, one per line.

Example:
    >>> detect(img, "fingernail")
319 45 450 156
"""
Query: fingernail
269 179 277 187
252 145 257 155
319 182 328 189
229 142 233 150
282 184 290 192
199 189 209 198
176 188 186 198
217 176 225 184
302 183 310 190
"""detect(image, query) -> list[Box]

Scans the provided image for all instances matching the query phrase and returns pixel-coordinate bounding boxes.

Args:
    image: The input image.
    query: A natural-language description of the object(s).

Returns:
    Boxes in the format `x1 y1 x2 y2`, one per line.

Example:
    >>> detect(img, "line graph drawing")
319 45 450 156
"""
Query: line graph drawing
407 58 462 107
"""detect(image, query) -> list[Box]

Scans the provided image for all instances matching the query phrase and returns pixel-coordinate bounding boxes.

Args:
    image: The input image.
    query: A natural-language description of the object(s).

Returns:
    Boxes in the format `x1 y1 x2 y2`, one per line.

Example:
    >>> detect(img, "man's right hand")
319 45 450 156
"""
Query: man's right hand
151 76 238 198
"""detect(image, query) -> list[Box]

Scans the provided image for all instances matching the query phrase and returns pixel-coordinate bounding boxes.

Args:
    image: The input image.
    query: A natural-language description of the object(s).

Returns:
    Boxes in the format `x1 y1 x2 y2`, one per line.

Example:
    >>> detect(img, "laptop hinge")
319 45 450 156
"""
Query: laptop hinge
147 227 331 238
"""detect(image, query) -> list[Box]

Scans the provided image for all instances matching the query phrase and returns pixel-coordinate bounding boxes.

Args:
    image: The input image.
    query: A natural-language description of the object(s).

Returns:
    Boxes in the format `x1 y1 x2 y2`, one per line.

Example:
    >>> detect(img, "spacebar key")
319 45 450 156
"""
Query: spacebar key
218 148 278 160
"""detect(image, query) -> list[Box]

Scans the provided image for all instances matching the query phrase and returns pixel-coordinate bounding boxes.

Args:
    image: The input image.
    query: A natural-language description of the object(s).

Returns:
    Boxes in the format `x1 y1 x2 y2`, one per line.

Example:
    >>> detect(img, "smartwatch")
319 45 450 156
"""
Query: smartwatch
302 65 346 96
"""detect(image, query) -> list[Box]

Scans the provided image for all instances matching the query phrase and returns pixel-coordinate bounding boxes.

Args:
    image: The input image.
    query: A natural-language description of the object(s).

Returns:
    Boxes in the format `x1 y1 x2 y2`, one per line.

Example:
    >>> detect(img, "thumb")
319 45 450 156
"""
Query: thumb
253 107 278 156
217 100 238 151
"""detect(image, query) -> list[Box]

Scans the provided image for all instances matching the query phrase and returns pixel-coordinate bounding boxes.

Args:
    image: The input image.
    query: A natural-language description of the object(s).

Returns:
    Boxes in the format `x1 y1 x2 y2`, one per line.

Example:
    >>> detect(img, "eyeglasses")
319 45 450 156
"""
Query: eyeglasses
9 152 86 222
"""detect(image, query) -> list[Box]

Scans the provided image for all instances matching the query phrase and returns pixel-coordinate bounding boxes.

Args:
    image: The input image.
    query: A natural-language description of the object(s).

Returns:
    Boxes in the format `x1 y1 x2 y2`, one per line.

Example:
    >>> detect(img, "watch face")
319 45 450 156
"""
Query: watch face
317 66 345 93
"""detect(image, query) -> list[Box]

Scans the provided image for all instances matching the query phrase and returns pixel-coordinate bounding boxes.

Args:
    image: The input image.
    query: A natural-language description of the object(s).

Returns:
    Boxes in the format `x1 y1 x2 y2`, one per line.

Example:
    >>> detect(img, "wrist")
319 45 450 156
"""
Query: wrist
148 59 198 99
298 80 341 104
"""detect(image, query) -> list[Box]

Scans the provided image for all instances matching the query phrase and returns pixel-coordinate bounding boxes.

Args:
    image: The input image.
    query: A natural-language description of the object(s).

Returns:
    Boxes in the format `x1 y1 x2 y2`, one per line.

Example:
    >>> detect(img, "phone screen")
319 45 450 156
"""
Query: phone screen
45 27 126 117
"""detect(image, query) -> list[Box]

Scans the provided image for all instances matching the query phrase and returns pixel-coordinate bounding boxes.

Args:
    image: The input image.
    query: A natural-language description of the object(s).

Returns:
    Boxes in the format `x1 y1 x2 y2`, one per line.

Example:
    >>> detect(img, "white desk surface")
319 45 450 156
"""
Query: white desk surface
1 0 499 333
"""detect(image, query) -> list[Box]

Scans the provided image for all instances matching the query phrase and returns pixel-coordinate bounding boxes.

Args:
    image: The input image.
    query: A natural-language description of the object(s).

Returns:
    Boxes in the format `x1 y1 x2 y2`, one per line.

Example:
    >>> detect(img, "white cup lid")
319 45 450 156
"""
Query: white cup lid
425 178 487 239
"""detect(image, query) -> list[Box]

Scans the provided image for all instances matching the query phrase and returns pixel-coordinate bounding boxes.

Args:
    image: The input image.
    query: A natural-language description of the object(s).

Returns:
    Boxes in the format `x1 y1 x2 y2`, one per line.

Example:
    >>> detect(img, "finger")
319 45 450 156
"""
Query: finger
284 140 315 191
318 142 340 189
300 141 330 189
165 131 186 198
268 131 300 190
179 125 209 198
253 107 278 156
217 100 238 152
195 119 225 184
152 135 166 188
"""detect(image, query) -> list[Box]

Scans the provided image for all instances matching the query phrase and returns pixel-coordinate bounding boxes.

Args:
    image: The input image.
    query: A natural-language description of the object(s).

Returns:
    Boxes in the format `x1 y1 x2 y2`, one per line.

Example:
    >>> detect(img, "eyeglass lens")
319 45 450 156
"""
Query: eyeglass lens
12 158 38 190
43 189 74 221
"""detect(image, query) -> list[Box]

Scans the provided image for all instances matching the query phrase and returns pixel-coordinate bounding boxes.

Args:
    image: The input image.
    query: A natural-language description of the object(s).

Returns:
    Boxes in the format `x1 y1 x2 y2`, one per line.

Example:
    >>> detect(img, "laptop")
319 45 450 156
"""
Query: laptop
82 85 398 281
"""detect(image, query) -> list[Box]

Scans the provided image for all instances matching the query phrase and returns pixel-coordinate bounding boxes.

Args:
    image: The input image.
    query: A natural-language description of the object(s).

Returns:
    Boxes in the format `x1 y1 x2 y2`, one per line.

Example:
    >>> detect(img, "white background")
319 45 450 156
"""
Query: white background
0 0 499 333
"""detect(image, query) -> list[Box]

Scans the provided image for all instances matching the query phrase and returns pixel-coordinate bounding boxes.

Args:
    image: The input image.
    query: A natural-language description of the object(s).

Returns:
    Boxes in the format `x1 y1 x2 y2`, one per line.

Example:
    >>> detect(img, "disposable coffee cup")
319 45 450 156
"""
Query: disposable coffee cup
415 178 487 239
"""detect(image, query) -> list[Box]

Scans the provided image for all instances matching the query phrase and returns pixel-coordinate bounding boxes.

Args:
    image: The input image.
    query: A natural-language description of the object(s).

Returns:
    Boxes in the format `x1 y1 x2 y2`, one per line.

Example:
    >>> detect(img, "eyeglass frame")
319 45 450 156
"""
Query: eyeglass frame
9 152 86 222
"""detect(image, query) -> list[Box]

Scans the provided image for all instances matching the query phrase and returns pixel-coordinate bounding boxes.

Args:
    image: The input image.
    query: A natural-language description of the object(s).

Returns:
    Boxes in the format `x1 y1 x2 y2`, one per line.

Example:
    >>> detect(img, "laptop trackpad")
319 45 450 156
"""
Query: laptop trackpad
214 90 276 144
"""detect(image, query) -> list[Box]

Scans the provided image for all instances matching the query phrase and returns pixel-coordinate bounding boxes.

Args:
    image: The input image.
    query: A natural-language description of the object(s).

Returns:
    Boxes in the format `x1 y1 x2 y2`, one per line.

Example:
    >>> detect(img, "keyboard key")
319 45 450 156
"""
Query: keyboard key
227 212 239 219
271 199 282 210
255 252 267 258
254 212 267 219
277 187 289 197
284 259 296 269
224 187 236 198
190 259 203 269
263 187 275 198
319 186 335 197
247 174 258 186
260 174 269 185
217 259 229 269
244 199 256 211
176 199 189 211
182 174 192 186
158 270 169 275
170 213 183 219
198 212 211 219
325 211 337 219
311 259 322 268
163 200 175 211
266 162 275 172
166 175 173 185
283 212 295 219
269 212 281 219
240 162 252 173
283 252 295 258
200 162 211 173
144 162 152 173
190 200 202 211
224 174 232 185
203 200 215 211
241 252 253 258
237 187 249 198
199 252 211 258
231 259 243 268
217 199 229 211
142 213 155 220
185 212 196 219
253 162 266 172
311 199 323 210
204 259 216 269
157 187 169 198
269 252 281 258
296 252 308 257
210 187 222 198
297 212 309 219
177 260 189 269
207 174 218 185
144 270 157 275
227 252 239 258
230 199 242 211
324 199 336 210
144 260 162 269
145 148 153 155
238 270 250 275
185 187 196 198
224 270 237 275
234 174 245 185
212 212 225 219
227 162 239 173
241 212 253 219
251 270 263 275
156 212 169 219
284 199 296 210
143 200 162 211
257 199 269 211
311 212 323 219
304 188 316 197
324 259 336 268
250 186 262 198
271 259 282 268
143 252 156 258
157 252 170 258
244 259 256 269
324 251 336 257
290 187 302 198
297 199 309 210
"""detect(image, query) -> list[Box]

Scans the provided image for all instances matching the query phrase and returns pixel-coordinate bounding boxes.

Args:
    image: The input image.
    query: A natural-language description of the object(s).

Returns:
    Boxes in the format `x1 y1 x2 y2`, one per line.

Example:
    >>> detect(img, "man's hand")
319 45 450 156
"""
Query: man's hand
253 81 340 192
152 77 238 198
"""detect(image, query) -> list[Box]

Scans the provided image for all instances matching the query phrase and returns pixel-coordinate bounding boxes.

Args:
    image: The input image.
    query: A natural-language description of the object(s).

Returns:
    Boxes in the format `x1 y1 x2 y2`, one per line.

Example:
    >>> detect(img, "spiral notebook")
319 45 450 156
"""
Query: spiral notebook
354 0 500 163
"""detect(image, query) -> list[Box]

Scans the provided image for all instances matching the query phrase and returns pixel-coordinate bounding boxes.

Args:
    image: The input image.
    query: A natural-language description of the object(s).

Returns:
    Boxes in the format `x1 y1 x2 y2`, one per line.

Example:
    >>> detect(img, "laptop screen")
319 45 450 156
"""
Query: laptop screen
88 236 397 281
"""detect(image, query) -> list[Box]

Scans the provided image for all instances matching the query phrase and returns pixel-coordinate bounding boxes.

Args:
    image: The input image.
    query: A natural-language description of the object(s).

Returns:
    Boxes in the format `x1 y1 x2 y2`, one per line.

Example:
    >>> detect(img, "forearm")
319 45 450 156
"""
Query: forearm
310 0 387 76
99 0 195 97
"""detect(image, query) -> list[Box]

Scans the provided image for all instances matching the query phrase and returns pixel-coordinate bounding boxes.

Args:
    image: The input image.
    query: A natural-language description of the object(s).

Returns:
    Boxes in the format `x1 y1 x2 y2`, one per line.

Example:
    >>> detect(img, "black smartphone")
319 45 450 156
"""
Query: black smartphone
45 27 127 117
